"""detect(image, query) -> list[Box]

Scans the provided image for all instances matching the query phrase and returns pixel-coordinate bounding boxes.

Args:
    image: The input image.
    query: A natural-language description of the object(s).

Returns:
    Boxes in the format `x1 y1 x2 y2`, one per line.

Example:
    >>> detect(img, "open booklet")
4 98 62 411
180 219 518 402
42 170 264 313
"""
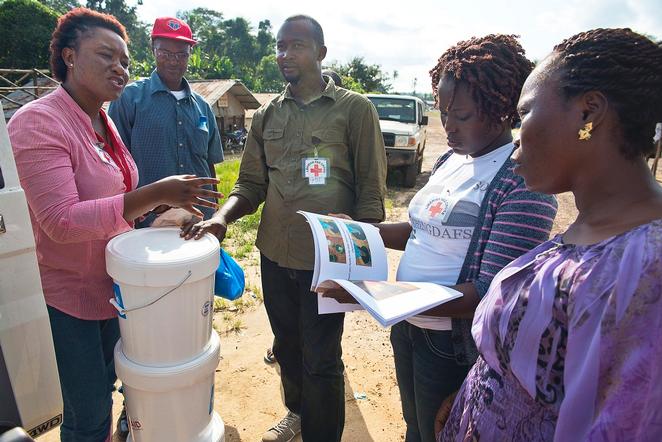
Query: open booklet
298 211 463 327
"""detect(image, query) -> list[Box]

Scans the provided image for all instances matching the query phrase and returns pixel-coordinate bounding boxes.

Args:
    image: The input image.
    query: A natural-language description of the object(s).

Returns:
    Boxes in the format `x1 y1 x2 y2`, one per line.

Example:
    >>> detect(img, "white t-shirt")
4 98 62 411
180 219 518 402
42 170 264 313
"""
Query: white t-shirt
396 142 513 330
170 89 187 100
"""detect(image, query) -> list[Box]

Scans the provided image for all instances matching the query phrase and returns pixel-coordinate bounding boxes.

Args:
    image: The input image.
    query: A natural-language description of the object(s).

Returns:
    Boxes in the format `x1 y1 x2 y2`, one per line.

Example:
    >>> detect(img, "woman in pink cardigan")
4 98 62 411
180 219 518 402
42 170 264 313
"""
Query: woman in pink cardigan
7 9 220 442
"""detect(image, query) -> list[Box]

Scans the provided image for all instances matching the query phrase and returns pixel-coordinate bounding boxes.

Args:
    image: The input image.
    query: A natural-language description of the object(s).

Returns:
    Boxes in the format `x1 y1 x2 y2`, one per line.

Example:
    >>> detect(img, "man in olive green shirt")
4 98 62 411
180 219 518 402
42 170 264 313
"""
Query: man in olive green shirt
183 14 386 442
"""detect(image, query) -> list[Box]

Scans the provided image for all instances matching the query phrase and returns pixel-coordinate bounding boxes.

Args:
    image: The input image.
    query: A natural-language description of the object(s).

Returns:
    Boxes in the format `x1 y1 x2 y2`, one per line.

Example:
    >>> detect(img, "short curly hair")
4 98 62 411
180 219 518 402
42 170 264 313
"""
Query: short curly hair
429 34 534 128
549 28 662 159
49 7 128 82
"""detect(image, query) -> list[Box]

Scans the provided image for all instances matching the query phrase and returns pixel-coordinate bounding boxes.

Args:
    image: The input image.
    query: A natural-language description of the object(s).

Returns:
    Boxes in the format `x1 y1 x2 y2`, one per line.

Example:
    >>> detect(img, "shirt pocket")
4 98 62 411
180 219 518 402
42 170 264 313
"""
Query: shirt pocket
191 126 210 160
263 126 285 167
311 128 349 170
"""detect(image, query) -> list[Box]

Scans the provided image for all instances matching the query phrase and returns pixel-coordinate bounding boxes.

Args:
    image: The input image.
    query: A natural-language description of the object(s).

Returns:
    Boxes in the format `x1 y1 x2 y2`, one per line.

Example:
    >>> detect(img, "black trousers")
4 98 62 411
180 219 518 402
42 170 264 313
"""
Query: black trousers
261 254 345 442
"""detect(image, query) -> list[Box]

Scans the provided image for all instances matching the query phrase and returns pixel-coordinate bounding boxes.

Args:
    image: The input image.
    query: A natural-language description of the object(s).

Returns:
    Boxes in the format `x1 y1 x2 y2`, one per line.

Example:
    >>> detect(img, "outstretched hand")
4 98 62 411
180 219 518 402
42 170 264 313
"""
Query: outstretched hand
155 175 222 218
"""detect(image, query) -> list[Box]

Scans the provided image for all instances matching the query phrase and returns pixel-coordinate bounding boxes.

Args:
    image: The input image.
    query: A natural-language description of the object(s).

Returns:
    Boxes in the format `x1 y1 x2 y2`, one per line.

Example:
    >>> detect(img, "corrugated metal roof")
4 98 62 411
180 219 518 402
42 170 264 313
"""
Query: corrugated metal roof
189 79 261 110
253 93 280 105
245 93 280 119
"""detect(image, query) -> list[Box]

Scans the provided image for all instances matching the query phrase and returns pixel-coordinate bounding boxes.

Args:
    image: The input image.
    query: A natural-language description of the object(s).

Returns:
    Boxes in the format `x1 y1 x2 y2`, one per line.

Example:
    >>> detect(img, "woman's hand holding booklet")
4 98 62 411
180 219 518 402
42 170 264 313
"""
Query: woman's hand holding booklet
299 211 462 327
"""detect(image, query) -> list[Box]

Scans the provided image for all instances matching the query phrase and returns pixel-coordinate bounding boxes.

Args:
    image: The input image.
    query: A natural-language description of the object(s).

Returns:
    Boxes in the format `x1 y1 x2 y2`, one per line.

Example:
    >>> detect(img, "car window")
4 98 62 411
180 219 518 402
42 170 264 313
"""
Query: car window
368 98 416 124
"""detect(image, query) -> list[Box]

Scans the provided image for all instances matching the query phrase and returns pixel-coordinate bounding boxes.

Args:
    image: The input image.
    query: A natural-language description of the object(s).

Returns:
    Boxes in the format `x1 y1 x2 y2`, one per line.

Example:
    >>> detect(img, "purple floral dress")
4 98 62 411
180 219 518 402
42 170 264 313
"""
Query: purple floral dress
441 220 662 442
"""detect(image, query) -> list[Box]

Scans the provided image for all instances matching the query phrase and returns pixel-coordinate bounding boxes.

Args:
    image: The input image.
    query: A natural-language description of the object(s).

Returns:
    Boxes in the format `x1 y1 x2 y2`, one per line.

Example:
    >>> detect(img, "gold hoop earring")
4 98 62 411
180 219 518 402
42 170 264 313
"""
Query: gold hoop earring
578 122 593 141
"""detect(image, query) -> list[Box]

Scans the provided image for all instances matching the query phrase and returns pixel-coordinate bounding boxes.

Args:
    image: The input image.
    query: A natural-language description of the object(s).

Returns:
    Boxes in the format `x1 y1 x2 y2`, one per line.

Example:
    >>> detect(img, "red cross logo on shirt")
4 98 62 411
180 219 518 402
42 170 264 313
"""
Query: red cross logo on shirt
309 163 325 177
428 200 445 218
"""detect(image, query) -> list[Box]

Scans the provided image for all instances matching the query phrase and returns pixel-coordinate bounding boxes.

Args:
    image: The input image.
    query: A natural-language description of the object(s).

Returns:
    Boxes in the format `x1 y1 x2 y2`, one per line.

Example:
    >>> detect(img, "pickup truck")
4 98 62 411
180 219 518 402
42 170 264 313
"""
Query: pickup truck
365 94 428 187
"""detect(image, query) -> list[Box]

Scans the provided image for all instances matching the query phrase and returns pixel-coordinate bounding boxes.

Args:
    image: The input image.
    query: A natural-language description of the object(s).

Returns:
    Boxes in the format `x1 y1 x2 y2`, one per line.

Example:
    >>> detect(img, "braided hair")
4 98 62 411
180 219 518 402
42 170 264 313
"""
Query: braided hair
429 34 534 128
550 28 662 159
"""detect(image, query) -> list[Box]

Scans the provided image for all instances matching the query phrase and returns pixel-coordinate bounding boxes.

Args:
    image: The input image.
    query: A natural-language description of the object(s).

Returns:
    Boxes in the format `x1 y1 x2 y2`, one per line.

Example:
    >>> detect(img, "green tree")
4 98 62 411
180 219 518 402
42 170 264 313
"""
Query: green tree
221 17 256 68
36 0 79 14
175 7 281 91
340 75 365 93
255 20 275 60
0 0 59 69
177 7 224 50
330 57 391 93
187 47 234 80
253 54 282 92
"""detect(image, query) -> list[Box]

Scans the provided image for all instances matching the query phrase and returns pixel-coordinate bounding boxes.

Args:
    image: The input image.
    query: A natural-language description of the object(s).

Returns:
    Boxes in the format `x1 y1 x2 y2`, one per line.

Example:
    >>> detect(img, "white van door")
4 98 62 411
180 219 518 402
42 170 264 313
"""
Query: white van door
0 102 63 438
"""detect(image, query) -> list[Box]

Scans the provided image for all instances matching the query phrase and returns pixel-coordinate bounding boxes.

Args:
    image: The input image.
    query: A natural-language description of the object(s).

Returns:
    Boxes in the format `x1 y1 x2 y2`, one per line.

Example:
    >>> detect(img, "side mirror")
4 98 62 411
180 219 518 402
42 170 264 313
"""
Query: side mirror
420 115 428 126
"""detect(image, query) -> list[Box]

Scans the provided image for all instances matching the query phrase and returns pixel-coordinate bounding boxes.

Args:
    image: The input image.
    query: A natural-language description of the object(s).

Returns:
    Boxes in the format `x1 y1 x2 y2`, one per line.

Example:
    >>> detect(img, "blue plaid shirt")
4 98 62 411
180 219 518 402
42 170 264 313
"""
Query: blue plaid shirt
108 71 223 222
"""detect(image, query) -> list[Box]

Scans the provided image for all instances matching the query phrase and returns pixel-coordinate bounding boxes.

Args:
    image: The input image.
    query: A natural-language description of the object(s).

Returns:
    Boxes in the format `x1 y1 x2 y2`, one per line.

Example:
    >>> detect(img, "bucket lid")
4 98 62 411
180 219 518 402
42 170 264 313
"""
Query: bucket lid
114 330 220 391
106 227 220 286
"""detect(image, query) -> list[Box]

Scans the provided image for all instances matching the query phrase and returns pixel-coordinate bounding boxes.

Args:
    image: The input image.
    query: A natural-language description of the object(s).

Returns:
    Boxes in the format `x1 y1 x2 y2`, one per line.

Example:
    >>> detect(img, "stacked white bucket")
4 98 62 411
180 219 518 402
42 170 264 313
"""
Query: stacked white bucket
106 227 225 442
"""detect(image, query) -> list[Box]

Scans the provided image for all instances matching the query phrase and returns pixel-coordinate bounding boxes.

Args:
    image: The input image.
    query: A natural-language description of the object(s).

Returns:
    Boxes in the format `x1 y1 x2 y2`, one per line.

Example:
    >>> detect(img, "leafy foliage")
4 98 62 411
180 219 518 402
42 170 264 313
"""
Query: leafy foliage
3 3 392 95
0 0 59 69
36 0 79 14
175 8 279 90
253 54 283 92
328 56 392 93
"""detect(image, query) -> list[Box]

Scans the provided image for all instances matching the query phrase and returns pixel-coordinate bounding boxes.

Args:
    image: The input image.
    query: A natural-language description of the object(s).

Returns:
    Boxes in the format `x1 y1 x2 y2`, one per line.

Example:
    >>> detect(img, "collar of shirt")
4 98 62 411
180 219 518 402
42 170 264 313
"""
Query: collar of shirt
147 70 192 97
278 77 337 107
55 86 107 152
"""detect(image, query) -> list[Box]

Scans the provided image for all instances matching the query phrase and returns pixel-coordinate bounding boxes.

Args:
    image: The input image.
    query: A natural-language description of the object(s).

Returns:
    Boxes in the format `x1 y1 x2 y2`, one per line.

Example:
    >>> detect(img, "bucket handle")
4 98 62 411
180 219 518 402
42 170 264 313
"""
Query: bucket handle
109 270 192 315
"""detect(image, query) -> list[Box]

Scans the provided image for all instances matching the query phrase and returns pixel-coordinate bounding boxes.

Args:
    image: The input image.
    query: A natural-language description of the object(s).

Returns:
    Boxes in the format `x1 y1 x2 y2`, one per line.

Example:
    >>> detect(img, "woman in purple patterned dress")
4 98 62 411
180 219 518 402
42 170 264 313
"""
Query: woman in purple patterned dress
439 28 662 441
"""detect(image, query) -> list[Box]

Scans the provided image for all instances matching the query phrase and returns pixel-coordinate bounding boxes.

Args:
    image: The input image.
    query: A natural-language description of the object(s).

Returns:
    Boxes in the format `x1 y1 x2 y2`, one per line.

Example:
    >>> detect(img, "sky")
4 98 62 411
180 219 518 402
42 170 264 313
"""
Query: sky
136 0 662 93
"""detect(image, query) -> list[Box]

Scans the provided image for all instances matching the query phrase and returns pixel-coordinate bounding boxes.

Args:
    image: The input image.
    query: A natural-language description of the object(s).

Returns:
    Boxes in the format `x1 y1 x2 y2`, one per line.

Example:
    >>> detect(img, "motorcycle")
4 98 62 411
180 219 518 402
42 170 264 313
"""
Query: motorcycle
223 129 247 152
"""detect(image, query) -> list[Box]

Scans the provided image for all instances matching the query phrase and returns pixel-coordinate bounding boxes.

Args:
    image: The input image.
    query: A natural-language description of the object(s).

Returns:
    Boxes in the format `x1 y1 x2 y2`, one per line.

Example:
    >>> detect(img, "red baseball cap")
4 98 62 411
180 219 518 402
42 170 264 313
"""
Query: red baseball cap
151 17 197 46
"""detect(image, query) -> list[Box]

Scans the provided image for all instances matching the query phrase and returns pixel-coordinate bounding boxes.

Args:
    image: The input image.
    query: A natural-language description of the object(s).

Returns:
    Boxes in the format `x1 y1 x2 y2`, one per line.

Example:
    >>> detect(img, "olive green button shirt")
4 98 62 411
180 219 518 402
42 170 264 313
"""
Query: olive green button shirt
231 79 387 270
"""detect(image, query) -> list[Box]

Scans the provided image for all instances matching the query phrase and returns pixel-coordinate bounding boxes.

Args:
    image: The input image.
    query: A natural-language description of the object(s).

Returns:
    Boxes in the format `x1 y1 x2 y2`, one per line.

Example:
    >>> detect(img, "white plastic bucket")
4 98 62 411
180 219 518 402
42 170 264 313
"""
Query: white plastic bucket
115 330 224 442
106 227 220 366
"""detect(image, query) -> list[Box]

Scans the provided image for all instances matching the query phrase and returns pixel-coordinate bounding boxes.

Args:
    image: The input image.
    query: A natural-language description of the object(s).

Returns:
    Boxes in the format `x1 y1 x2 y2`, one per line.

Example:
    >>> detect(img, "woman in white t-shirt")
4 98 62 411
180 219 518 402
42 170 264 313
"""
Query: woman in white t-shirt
327 34 557 442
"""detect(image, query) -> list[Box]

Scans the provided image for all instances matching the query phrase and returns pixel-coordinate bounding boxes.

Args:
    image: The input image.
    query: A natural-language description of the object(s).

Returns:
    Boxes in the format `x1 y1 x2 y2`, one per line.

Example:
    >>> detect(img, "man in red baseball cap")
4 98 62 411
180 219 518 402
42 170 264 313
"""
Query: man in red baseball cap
149 16 197 90
109 12 222 230
145 16 197 93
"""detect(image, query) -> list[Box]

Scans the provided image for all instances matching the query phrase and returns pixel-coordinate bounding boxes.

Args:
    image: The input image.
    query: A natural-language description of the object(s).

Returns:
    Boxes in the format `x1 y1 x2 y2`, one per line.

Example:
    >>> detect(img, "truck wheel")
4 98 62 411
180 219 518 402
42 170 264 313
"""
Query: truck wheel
403 160 418 188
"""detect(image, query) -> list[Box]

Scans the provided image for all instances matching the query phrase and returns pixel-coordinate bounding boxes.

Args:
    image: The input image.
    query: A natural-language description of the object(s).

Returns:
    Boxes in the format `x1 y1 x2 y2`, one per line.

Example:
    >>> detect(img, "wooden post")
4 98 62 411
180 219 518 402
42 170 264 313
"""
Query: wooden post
0 75 38 99
33 69 39 97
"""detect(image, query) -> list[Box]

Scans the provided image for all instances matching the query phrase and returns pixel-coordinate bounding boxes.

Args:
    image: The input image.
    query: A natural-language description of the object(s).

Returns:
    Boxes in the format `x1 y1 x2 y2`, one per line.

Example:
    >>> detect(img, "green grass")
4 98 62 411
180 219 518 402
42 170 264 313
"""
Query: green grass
214 159 262 259
214 159 240 199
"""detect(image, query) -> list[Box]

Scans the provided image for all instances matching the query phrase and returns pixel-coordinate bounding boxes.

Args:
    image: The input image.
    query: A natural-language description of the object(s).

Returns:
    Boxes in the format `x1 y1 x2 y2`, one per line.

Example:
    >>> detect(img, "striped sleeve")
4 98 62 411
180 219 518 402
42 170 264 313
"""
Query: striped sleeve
473 183 558 297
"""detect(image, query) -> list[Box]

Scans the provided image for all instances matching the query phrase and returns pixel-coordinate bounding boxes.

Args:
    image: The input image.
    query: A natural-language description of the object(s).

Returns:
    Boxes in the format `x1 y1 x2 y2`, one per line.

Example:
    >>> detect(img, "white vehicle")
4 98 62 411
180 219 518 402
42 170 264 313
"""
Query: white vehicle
365 94 428 187
0 103 63 440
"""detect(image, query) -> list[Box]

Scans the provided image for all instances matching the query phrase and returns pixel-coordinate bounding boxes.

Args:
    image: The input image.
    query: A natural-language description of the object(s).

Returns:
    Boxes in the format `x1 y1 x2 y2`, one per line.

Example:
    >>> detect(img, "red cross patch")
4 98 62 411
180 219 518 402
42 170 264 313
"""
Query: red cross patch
303 158 329 185
428 199 448 218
